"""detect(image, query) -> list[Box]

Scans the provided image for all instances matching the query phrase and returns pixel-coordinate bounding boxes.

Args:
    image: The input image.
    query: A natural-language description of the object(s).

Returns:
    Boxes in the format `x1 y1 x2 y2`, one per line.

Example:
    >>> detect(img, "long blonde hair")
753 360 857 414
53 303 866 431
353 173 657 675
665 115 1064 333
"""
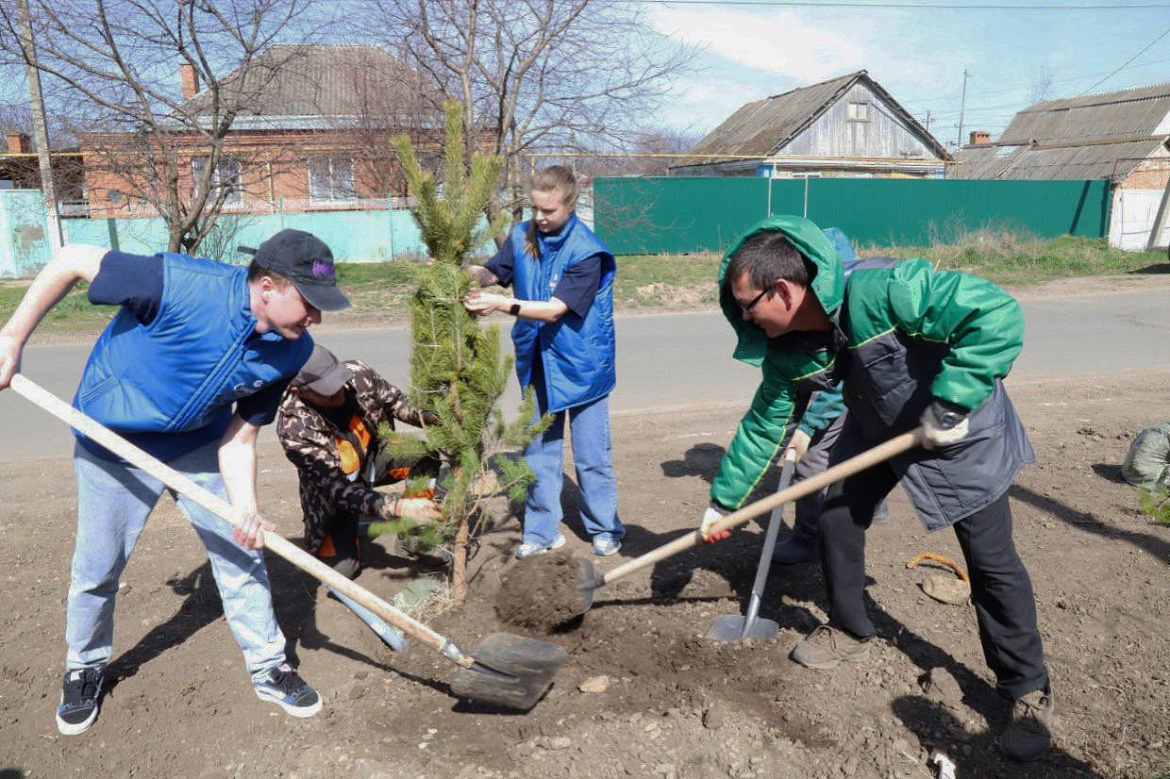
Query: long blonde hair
526 165 579 259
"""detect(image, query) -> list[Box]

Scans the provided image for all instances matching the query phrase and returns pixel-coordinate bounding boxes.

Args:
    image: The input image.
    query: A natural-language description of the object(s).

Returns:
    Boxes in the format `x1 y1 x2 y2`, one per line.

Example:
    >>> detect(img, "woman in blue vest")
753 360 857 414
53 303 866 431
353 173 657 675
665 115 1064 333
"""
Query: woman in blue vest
465 166 624 559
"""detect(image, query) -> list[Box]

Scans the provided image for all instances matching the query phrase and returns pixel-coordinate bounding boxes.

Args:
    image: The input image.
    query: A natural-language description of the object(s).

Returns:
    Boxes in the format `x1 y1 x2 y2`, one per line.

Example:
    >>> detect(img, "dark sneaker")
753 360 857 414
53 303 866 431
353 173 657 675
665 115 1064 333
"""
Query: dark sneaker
254 664 322 718
56 667 103 735
790 625 871 670
771 532 818 565
1000 689 1054 762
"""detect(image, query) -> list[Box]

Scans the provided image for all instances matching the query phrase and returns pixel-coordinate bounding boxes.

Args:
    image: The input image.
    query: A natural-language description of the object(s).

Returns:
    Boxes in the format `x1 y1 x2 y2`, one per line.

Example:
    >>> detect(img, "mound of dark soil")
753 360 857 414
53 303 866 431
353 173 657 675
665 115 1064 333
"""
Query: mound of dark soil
495 550 585 632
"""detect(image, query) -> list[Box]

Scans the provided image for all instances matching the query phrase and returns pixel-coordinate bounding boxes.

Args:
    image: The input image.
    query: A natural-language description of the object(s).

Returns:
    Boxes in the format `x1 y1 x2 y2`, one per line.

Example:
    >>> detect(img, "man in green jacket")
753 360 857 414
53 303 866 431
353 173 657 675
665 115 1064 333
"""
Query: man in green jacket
699 216 1052 762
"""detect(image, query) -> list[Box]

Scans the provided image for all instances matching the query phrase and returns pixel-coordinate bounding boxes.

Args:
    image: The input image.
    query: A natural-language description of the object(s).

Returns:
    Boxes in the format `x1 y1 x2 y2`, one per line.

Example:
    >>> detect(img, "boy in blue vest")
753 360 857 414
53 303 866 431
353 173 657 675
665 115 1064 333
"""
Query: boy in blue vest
0 229 348 735
464 165 624 559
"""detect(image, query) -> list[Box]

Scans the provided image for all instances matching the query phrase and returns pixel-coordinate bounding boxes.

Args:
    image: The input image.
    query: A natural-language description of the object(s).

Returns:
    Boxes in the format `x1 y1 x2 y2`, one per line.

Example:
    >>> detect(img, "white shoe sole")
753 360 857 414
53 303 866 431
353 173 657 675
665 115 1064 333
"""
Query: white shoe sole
56 701 99 735
255 687 323 718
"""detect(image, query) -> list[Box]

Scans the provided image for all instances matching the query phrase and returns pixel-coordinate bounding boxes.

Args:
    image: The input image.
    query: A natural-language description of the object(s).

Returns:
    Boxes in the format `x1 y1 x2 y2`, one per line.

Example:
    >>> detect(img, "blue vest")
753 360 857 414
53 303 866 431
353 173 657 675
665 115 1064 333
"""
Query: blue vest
510 215 617 413
74 253 314 461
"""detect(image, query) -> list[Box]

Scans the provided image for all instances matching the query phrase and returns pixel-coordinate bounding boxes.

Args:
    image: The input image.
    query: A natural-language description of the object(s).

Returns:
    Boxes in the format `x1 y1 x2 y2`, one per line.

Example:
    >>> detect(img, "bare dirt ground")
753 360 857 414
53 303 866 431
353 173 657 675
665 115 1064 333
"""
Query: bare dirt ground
2 371 1170 779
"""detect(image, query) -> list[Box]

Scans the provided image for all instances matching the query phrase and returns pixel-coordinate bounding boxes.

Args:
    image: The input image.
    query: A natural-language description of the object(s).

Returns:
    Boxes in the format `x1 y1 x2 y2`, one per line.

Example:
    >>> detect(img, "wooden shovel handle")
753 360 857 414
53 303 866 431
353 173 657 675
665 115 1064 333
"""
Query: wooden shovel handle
597 427 925 587
9 374 474 667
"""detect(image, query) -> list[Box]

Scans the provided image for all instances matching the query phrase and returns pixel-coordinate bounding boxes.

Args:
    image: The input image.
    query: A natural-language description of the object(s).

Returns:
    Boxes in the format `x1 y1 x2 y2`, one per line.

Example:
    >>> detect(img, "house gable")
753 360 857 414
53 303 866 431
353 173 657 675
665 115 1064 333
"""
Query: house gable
676 71 947 174
781 81 942 161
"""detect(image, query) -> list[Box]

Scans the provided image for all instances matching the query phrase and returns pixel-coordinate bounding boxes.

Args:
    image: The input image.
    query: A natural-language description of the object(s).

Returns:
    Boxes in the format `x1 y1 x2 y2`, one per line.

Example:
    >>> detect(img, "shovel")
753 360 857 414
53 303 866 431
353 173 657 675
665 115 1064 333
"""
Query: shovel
573 427 926 616
705 448 797 642
9 374 566 712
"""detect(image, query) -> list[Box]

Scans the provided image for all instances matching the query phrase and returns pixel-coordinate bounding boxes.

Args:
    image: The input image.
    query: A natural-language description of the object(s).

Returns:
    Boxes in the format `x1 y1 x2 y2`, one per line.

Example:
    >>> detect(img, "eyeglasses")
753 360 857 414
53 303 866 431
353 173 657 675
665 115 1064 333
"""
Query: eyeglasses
740 287 770 314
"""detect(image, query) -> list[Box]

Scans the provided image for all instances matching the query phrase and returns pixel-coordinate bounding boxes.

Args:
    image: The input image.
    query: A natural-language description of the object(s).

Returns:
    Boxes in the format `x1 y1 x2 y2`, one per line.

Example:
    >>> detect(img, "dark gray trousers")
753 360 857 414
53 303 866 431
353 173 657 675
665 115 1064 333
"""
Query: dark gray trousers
817 457 1049 699
789 413 846 539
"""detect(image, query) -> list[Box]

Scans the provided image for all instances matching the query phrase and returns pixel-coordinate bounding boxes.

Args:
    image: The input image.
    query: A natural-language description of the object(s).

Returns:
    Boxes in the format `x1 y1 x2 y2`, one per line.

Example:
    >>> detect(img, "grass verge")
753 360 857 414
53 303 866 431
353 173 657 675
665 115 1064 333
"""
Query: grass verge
2 233 1165 339
864 231 1167 288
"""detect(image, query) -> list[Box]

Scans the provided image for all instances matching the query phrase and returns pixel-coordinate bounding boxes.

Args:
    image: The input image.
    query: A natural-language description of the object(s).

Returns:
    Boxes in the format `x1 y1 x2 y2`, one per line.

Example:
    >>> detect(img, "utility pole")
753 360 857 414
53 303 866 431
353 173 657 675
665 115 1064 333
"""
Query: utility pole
956 68 970 150
16 0 63 252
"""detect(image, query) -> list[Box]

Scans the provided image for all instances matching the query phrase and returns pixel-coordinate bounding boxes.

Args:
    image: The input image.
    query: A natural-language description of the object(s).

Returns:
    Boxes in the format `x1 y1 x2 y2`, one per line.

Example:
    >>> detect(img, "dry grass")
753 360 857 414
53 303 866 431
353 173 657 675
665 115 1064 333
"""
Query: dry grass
863 228 1167 287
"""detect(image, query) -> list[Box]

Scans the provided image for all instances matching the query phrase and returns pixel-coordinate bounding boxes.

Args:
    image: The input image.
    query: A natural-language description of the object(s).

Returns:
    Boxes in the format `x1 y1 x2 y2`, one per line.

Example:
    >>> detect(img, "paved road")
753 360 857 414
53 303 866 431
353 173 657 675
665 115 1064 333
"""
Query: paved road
2 287 1168 462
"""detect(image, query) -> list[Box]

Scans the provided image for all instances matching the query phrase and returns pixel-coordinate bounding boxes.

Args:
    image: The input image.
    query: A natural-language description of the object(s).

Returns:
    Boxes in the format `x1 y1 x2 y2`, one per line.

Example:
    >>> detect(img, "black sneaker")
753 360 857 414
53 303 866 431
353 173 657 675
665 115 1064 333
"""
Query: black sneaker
253 663 322 718
56 667 103 735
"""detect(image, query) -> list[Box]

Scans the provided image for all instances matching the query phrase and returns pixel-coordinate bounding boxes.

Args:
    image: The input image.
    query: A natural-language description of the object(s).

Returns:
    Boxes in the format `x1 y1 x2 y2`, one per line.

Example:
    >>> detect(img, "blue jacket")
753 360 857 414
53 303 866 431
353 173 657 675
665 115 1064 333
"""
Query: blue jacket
74 253 314 461
509 215 617 413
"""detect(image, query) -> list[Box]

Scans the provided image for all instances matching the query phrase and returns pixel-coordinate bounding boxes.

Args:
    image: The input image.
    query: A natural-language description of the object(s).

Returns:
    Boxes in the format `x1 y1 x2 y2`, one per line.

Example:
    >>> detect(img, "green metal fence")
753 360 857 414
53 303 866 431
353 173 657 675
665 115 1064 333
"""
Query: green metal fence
593 177 1112 255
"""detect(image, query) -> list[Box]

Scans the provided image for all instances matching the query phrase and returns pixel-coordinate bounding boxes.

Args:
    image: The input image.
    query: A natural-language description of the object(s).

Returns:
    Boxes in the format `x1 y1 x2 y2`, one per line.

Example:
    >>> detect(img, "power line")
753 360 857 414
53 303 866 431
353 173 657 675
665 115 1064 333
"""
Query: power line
1076 25 1170 96
618 0 1170 8
900 56 1170 106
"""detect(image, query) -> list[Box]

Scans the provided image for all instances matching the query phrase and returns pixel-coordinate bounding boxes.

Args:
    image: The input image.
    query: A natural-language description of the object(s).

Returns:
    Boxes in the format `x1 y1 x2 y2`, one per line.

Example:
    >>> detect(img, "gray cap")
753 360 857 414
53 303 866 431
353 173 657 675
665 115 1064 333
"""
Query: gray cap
292 346 352 396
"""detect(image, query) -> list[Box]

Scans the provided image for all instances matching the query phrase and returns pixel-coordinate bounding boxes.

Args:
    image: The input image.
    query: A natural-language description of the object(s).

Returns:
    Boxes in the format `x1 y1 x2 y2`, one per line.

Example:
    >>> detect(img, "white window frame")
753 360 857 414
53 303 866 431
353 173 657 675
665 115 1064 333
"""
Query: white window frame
191 155 242 206
847 102 871 122
308 156 357 204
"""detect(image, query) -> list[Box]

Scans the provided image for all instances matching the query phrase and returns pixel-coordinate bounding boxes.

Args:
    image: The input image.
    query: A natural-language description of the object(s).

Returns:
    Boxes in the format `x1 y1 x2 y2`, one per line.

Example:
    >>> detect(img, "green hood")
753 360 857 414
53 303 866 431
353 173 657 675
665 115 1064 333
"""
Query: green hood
717 215 844 367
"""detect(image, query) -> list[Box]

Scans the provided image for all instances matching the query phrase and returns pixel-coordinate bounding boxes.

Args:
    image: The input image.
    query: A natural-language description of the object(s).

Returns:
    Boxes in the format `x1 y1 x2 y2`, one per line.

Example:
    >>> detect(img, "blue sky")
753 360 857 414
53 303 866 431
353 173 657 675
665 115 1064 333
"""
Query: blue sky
644 1 1170 147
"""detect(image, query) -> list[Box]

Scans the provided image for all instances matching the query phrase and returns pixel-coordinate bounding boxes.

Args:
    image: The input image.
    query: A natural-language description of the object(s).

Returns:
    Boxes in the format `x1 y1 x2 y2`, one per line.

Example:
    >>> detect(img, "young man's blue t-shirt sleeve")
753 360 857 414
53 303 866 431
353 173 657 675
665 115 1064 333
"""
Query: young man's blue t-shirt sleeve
236 377 293 427
483 242 600 318
87 251 165 325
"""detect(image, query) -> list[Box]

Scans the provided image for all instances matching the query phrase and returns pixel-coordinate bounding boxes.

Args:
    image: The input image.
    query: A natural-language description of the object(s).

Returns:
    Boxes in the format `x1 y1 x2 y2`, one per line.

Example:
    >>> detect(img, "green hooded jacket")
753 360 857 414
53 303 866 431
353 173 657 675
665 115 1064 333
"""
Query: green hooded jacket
710 215 1033 530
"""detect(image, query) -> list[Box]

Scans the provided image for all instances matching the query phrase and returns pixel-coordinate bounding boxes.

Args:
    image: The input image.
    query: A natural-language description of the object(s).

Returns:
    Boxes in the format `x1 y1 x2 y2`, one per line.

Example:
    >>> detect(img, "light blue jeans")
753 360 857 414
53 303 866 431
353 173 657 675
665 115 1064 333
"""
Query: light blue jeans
68 441 286 682
523 366 624 547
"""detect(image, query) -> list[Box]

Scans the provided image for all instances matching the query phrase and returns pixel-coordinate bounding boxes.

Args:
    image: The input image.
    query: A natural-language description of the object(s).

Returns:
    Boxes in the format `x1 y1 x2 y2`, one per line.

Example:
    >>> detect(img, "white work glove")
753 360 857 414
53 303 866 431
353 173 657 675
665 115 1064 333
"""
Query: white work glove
699 503 730 544
381 497 443 522
784 429 812 462
920 401 970 449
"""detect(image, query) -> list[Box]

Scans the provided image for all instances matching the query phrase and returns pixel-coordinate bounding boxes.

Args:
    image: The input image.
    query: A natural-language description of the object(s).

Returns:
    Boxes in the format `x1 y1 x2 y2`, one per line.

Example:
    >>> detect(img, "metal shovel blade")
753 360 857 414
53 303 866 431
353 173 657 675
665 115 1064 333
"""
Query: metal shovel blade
705 614 779 642
576 557 598 612
449 632 569 712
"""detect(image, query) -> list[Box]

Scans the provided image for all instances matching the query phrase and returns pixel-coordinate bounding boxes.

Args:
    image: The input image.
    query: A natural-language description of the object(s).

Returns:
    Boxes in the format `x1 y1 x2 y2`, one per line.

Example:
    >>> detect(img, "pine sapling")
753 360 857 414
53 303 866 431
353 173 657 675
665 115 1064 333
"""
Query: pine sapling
374 102 550 601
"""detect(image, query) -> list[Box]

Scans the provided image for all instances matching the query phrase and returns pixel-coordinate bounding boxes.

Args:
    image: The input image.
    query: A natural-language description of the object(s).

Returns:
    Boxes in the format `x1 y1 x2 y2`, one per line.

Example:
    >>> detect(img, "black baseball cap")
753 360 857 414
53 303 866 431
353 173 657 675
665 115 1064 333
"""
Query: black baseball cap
251 229 351 312
291 346 352 396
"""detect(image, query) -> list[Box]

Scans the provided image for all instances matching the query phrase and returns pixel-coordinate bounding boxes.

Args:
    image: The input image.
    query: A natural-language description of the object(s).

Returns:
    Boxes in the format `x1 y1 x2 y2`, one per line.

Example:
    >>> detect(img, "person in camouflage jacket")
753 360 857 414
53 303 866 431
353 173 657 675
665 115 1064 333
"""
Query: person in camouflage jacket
277 347 440 578
701 215 1052 763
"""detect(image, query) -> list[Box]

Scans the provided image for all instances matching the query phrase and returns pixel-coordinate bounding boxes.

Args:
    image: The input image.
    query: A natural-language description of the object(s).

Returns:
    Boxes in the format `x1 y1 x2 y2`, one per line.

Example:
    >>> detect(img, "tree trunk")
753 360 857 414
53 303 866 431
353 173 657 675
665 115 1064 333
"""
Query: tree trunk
452 510 470 604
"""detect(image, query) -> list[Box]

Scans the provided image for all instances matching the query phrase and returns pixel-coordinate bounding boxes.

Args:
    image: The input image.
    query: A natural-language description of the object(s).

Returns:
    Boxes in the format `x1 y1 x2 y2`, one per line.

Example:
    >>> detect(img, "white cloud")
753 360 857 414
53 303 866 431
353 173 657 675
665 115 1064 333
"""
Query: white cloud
644 5 984 133
647 6 870 84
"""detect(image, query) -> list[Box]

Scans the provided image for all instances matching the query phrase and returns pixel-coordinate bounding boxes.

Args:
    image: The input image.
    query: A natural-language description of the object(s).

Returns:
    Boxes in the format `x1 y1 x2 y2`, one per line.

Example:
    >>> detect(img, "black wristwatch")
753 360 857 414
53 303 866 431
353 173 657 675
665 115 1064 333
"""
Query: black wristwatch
509 303 521 316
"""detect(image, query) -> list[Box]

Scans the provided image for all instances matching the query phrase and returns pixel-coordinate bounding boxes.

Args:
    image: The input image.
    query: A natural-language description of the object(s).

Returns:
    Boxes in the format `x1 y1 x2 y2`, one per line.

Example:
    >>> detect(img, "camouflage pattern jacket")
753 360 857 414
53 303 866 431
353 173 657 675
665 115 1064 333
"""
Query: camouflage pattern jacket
277 360 424 552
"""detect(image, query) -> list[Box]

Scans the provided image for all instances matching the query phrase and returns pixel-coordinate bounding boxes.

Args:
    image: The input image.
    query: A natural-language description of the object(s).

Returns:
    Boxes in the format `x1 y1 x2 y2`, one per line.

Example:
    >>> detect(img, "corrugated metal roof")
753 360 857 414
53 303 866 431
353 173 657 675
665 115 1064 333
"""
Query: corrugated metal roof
181 45 441 123
955 81 1170 180
1000 82 1170 144
955 138 1166 180
686 72 862 158
678 70 948 169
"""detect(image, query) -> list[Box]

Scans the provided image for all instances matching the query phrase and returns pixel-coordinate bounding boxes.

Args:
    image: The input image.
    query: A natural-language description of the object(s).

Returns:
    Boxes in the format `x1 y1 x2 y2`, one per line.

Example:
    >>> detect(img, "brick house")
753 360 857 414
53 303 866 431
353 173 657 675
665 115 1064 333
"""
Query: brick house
1 131 85 202
78 44 449 218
